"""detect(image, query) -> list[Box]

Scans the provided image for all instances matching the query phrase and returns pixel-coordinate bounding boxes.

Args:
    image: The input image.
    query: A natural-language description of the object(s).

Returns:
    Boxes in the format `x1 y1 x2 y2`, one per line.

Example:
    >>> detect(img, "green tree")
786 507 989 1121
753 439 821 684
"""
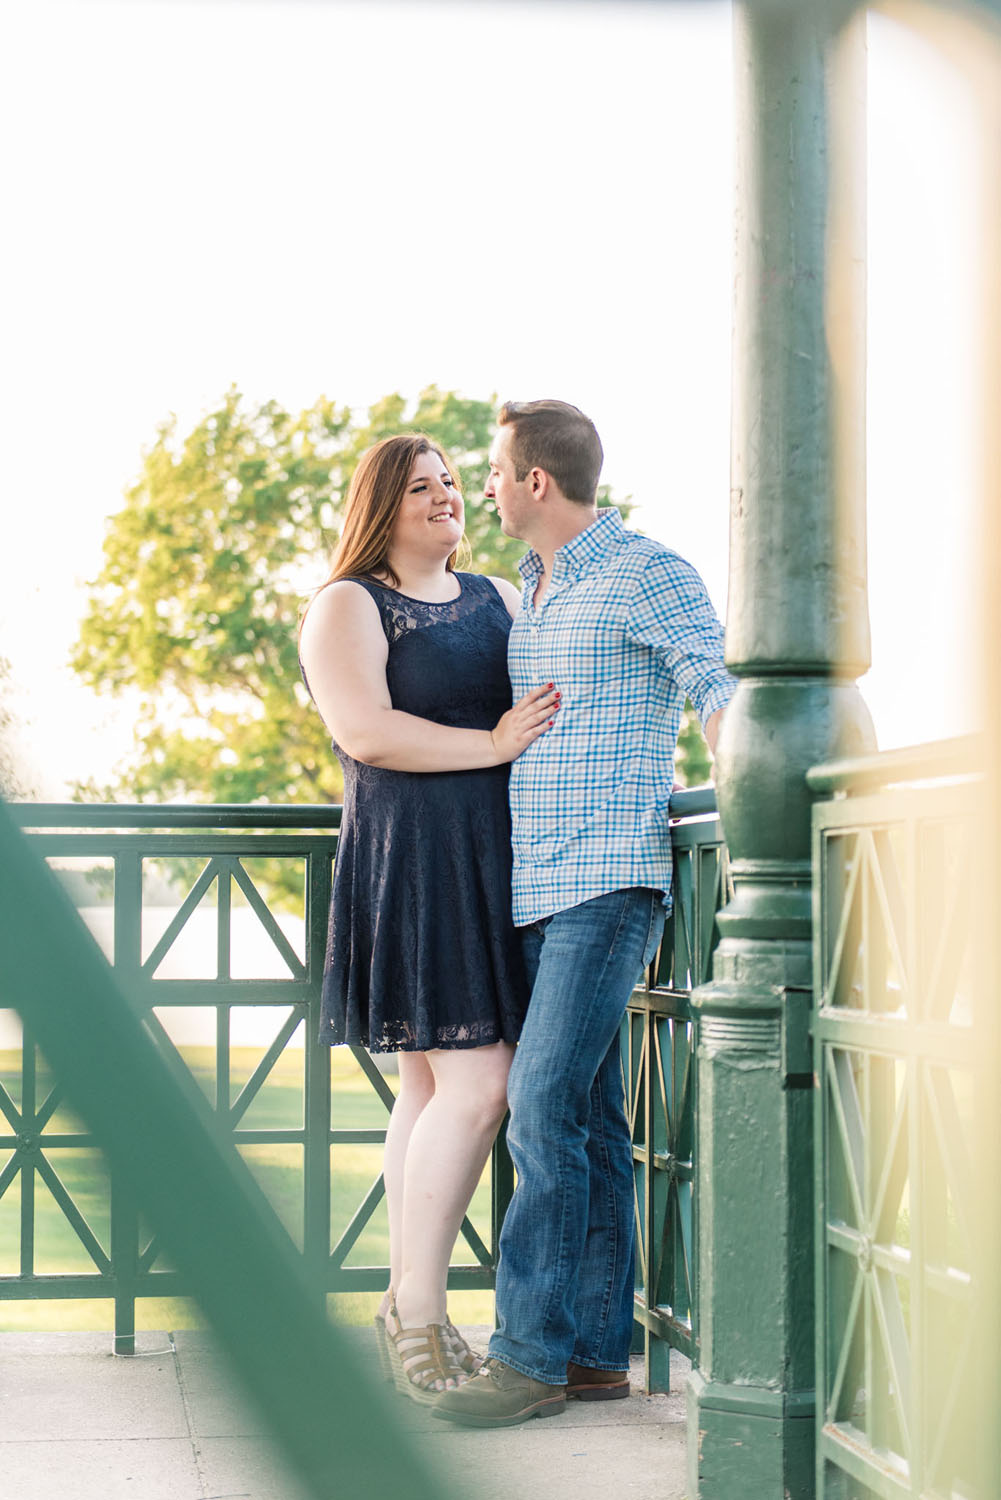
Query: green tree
674 701 714 787
72 386 347 806
72 386 626 810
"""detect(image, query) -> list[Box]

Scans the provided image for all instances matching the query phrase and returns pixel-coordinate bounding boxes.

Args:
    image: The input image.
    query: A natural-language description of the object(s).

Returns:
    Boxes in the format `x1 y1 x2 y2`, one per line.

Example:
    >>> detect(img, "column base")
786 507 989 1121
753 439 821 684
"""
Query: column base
686 1369 815 1499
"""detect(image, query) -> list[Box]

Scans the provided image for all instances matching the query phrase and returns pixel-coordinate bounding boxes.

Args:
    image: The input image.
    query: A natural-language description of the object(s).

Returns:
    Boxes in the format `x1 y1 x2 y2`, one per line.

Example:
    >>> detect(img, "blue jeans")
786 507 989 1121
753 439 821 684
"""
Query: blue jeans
488 887 666 1384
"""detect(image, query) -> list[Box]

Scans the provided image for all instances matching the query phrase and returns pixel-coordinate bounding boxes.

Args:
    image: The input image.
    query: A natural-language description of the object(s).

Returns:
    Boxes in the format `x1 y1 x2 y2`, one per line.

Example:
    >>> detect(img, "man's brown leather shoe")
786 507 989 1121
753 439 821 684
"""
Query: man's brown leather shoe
565 1361 630 1401
432 1357 566 1427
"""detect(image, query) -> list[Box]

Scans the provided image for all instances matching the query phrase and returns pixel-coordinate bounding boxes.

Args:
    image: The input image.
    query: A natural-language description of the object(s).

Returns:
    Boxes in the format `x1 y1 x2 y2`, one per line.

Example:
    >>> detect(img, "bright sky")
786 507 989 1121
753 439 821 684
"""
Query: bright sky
0 0 985 798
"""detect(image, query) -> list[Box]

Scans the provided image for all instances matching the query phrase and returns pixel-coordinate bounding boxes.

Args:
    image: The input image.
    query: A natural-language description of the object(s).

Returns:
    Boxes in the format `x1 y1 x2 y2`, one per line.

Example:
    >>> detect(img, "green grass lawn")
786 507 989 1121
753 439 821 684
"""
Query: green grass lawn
0 1044 496 1332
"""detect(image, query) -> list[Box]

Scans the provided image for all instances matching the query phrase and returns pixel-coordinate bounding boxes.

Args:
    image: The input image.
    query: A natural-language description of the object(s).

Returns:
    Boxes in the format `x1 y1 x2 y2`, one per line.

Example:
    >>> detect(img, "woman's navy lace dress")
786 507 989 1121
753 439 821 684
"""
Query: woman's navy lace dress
319 573 529 1052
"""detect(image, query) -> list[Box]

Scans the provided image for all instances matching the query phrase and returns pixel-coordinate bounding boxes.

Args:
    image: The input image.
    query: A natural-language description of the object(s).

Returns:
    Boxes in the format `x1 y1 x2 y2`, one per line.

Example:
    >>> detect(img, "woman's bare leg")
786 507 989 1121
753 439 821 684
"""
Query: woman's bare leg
380 1050 435 1314
393 1041 514 1330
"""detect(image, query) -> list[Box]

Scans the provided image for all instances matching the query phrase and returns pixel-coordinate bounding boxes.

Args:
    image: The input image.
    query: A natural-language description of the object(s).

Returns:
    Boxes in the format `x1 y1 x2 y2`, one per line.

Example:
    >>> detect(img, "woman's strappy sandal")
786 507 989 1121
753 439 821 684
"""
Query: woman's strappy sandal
444 1317 485 1375
385 1293 464 1406
373 1298 395 1384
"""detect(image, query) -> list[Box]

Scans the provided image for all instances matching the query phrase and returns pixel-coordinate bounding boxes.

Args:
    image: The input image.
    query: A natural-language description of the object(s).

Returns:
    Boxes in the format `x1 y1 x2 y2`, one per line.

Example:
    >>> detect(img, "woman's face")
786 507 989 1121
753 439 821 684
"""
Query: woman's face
389 449 464 558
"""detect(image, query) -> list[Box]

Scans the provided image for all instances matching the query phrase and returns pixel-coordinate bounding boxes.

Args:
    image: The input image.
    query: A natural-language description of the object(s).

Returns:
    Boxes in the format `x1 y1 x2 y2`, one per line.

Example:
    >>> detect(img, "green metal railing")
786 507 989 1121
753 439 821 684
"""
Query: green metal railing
2 791 724 1395
809 739 994 1500
0 803 501 1346
624 786 729 1390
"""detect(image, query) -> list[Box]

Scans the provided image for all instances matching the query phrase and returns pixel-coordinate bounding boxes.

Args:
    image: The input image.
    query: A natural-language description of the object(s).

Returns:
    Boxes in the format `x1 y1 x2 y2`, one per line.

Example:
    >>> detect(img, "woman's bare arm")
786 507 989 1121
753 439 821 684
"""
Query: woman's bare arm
299 581 557 772
489 575 523 620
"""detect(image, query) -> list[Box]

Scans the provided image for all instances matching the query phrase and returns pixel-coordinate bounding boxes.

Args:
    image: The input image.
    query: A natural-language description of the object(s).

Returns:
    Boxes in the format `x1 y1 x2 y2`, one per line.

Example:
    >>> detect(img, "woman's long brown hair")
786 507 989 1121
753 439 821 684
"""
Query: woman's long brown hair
323 433 464 589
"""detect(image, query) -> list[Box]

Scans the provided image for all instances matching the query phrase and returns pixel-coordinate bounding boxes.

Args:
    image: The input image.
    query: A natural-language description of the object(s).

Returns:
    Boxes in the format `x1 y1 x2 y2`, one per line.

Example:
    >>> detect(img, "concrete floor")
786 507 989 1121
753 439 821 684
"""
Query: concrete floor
0 1328 691 1500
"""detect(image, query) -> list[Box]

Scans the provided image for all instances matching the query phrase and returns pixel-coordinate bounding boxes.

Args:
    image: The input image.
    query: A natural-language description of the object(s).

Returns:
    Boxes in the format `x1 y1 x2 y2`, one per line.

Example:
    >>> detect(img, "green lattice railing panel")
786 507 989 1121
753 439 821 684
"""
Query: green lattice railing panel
0 807 495 1354
625 796 729 1389
813 772 983 1500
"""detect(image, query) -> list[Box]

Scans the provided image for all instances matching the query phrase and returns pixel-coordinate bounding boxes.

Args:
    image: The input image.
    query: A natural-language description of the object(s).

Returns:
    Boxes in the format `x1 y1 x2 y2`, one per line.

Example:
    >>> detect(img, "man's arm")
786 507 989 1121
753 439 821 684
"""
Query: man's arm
704 706 725 757
625 551 737 734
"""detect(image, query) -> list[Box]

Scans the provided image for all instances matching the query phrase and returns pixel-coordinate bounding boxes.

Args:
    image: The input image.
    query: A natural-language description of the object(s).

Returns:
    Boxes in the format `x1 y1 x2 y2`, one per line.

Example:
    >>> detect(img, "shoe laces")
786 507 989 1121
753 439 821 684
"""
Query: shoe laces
482 1358 522 1388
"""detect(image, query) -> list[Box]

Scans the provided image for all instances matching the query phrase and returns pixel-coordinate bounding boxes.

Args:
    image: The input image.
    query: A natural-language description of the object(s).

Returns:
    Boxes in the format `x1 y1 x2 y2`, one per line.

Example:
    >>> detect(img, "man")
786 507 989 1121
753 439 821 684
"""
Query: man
435 400 735 1427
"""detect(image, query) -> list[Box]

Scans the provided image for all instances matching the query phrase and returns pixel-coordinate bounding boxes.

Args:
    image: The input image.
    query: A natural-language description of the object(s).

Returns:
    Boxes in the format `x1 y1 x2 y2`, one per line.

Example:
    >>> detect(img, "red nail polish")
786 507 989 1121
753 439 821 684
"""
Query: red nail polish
546 682 554 689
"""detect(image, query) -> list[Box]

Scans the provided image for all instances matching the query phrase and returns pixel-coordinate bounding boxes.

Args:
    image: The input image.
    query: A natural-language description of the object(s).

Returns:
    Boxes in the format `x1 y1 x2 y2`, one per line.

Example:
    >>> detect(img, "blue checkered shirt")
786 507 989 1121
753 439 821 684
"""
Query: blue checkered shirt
507 508 735 926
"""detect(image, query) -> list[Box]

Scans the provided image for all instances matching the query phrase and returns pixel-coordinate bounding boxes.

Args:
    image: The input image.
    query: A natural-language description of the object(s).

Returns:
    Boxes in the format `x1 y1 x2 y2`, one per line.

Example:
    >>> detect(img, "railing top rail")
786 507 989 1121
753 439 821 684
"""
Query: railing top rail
8 803 344 830
807 734 983 796
668 785 717 819
8 787 720 830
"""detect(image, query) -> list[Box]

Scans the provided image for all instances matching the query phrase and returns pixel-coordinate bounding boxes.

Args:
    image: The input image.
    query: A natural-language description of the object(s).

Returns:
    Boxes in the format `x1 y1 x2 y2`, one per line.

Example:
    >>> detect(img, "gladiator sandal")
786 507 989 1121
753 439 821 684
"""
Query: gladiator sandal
385 1294 464 1407
372 1293 395 1384
445 1317 486 1375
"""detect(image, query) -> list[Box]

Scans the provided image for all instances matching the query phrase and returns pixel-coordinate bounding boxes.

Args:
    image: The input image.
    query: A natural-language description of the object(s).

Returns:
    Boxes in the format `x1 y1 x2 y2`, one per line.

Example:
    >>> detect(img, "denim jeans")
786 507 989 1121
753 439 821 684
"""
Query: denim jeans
488 887 666 1383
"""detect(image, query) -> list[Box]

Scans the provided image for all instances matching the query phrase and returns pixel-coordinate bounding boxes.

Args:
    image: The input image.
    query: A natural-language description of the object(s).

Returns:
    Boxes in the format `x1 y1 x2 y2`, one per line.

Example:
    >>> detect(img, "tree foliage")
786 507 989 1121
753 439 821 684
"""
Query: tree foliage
72 386 624 808
674 702 714 788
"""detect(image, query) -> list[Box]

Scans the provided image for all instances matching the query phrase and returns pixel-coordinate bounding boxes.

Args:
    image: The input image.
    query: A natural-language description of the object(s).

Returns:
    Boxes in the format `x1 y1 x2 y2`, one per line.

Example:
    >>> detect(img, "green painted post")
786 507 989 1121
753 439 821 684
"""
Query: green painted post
110 1174 139 1357
688 4 875 1496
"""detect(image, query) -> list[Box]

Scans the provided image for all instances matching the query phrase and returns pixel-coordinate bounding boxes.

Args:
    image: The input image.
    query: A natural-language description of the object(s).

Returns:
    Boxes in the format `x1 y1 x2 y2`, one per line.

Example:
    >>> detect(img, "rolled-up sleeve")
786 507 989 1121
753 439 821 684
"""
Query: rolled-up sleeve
625 552 737 725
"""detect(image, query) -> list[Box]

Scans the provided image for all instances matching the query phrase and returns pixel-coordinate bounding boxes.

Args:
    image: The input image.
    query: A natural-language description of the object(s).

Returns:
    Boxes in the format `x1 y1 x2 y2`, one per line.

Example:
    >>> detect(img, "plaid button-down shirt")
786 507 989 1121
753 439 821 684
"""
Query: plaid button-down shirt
507 508 735 926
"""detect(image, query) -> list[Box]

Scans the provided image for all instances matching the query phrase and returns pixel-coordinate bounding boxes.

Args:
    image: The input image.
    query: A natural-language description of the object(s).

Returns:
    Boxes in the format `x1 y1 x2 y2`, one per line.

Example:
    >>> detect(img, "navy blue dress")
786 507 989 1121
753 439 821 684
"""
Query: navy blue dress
319 572 529 1052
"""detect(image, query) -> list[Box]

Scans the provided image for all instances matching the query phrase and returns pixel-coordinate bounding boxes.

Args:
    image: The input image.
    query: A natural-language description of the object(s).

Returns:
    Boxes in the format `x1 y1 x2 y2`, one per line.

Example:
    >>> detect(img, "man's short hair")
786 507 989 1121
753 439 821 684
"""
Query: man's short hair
497 400 603 504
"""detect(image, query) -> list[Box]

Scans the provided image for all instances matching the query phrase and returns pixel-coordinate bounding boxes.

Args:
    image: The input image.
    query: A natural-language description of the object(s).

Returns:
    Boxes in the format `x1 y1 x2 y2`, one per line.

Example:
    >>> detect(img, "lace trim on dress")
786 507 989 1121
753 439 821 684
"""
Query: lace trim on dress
321 1012 509 1053
354 576 492 647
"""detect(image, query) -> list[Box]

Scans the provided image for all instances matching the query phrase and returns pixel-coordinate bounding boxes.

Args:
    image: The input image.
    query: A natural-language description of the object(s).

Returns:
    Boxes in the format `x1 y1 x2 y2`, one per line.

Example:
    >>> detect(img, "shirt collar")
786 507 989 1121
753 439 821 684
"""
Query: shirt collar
517 507 626 586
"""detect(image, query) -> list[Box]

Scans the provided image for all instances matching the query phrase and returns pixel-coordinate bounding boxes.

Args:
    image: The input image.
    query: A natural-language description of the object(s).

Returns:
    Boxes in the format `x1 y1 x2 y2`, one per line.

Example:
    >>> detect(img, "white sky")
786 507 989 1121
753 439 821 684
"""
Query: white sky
0 0 986 797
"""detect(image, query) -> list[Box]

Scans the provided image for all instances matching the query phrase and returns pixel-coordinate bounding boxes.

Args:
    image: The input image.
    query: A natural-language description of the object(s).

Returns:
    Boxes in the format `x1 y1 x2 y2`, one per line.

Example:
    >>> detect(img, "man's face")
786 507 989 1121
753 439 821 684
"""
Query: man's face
485 424 533 539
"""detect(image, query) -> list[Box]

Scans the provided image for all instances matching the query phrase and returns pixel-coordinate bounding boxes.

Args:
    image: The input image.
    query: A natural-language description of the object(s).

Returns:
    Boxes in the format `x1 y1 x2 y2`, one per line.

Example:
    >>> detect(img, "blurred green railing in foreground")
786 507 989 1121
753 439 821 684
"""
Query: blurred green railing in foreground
809 739 998 1500
0 796 456 1500
2 792 724 1399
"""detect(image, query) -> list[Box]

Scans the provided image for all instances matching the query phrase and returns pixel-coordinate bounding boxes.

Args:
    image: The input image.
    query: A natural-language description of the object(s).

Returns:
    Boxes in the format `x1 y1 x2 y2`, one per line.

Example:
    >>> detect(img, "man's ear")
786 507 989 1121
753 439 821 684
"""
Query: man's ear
529 467 550 500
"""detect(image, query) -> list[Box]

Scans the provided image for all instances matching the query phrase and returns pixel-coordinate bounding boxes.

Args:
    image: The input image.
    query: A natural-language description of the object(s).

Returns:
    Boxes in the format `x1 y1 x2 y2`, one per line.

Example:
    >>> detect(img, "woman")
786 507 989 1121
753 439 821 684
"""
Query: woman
298 433 558 1405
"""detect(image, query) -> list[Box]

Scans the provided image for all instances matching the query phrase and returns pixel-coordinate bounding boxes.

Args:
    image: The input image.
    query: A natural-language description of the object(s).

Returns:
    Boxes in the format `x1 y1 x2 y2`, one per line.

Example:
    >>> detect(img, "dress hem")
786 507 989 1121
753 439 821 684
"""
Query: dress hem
322 1032 520 1054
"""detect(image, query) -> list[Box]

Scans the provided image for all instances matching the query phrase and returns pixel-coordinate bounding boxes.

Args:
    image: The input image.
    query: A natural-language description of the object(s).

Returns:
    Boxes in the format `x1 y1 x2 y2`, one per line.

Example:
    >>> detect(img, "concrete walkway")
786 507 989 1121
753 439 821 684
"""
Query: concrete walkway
1 1329 691 1500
